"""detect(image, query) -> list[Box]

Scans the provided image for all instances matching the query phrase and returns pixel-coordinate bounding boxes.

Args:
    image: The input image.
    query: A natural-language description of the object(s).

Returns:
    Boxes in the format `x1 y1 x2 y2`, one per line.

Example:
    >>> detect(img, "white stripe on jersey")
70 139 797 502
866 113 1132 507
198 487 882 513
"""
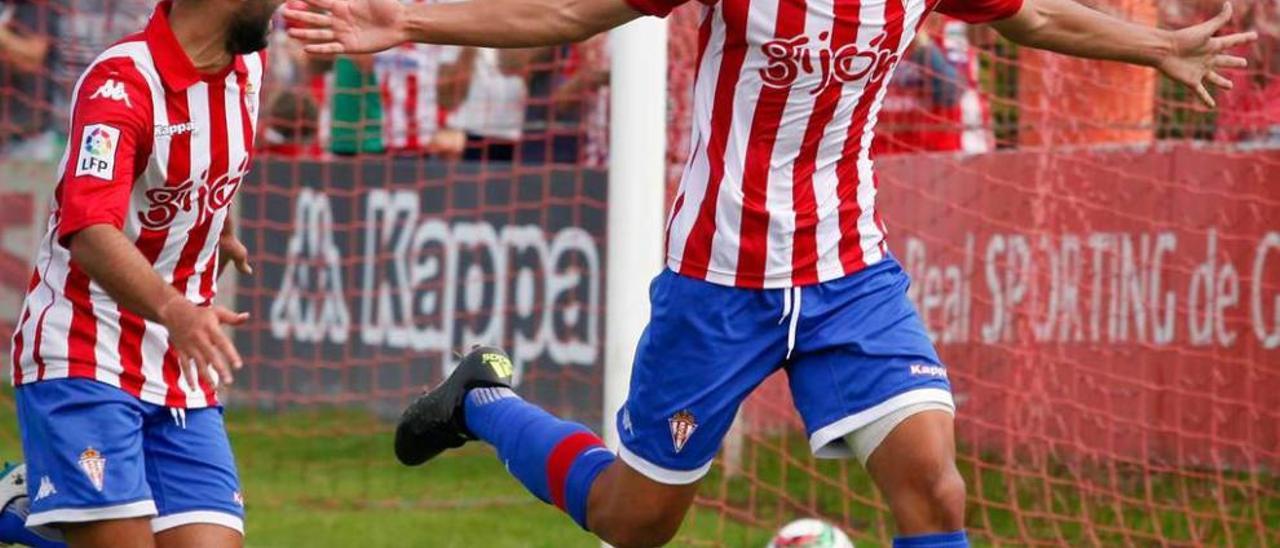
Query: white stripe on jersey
23 41 152 386
706 0 782 286
666 5 722 265
854 0 929 269
666 0 933 288
810 0 888 281
12 29 263 407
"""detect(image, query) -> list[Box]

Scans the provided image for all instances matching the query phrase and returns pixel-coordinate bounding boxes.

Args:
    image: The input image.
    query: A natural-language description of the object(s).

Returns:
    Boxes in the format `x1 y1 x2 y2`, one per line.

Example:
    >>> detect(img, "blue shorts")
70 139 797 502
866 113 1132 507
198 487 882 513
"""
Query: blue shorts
15 379 244 534
617 256 954 484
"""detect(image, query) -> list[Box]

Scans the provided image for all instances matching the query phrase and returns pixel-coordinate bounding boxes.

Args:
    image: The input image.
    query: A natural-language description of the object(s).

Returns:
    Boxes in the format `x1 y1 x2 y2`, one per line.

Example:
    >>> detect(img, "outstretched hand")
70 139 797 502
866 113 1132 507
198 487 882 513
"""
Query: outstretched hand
1157 2 1257 108
283 0 408 55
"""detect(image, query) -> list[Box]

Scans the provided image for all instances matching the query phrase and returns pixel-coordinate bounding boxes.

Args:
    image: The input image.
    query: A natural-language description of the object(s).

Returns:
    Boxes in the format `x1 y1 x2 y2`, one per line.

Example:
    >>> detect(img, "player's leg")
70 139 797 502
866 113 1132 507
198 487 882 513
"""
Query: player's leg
0 463 65 547
396 269 787 547
60 519 154 548
15 379 159 548
141 405 245 548
457 379 703 547
153 525 242 548
786 256 966 546
861 410 964 535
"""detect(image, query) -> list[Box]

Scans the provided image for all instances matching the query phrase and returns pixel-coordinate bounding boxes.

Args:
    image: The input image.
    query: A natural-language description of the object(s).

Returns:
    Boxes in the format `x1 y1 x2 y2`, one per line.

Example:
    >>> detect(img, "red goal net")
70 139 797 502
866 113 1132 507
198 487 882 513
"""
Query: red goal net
0 0 1276 545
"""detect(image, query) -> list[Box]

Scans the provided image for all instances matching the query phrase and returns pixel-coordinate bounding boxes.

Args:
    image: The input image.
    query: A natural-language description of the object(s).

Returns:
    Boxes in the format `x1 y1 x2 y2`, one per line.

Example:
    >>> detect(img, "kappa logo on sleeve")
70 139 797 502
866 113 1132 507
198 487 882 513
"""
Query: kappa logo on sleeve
75 124 121 180
89 79 132 106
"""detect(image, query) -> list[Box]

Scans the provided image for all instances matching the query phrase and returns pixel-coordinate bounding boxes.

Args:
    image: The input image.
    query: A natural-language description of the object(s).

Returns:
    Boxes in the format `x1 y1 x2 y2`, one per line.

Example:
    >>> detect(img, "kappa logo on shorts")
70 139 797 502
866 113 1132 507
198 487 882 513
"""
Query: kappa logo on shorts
482 353 514 378
34 476 57 502
668 410 698 454
621 407 634 436
909 364 948 379
78 447 106 492
233 491 245 507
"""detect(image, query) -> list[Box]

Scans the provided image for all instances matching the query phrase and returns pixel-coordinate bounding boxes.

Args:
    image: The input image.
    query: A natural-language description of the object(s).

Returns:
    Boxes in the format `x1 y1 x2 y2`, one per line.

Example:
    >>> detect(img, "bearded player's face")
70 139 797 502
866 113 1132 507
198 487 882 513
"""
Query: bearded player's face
226 0 281 55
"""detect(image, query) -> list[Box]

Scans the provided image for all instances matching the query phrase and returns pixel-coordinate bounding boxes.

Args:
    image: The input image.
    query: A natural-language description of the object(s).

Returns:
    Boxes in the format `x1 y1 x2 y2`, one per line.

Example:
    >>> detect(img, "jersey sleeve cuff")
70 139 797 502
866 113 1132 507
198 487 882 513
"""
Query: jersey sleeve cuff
57 217 125 247
623 0 683 18
951 0 1024 23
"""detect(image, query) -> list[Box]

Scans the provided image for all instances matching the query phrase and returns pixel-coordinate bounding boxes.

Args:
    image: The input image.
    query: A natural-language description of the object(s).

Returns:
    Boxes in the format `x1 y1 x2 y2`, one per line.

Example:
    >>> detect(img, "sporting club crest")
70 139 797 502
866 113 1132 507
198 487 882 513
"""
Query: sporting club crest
78 447 106 492
668 410 698 454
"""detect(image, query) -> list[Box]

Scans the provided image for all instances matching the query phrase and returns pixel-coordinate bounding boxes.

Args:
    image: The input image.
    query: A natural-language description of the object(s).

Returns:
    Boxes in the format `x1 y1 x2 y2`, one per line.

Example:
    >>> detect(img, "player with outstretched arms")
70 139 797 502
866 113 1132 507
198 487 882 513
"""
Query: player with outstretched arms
285 0 1252 546
0 0 280 546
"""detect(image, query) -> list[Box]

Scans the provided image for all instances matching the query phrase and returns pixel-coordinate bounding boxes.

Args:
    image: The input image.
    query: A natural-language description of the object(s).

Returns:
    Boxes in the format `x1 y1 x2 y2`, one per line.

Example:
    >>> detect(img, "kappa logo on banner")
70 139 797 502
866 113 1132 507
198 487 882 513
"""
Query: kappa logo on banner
75 124 121 181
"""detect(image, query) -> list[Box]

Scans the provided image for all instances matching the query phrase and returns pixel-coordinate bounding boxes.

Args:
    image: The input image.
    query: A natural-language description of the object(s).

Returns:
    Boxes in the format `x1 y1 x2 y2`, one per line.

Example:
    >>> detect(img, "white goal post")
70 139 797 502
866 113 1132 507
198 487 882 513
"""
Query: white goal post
602 17 670 453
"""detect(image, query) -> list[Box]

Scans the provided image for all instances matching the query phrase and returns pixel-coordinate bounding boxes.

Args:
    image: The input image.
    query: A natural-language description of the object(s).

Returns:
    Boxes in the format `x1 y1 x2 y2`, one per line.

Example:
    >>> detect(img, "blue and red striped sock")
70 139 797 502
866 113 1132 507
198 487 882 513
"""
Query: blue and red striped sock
0 497 64 548
464 387 614 529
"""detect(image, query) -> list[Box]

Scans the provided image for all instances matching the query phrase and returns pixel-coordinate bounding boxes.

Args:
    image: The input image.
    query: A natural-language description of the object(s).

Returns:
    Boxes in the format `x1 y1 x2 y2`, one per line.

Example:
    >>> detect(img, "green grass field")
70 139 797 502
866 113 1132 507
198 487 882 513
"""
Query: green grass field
2 390 1277 547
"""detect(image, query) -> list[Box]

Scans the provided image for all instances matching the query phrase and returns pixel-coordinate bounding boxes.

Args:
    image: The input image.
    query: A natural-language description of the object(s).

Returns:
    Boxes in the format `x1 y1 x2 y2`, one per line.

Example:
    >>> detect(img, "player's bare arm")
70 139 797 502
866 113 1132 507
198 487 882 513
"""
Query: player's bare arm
69 226 249 391
992 0 1257 107
284 0 639 53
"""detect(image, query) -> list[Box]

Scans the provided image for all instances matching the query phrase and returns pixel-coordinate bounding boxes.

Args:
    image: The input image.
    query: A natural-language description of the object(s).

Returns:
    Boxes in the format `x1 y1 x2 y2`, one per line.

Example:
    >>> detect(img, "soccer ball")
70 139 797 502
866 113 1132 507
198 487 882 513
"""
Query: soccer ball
767 518 855 548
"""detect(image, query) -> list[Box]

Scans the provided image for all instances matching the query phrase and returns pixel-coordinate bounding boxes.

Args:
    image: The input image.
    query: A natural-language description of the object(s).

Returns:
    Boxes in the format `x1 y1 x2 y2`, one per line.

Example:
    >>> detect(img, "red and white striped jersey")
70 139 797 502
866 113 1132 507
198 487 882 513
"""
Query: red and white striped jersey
376 43 442 151
9 1 264 408
630 0 1022 288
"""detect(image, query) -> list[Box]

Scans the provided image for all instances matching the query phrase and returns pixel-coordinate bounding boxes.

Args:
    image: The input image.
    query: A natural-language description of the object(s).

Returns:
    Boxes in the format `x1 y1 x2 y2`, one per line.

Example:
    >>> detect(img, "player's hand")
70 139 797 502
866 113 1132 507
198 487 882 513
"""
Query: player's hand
283 0 408 55
158 298 249 392
1156 2 1257 108
218 231 253 278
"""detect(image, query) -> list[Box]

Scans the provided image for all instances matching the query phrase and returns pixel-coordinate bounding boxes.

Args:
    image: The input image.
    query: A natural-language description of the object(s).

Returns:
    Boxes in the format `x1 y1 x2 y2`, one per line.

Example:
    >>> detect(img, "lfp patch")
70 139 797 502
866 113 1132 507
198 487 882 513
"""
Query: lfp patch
75 124 121 180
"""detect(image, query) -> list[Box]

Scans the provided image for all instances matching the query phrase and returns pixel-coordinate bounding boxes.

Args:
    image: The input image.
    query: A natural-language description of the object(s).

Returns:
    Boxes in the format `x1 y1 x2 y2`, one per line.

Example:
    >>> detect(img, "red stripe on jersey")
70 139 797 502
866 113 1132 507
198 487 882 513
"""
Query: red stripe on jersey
665 14 713 253
11 306 30 385
10 272 39 385
791 0 863 286
162 346 185 407
734 0 809 288
32 302 51 381
405 73 420 151
835 0 906 274
65 264 99 380
678 2 751 281
119 120 183 397
166 78 232 405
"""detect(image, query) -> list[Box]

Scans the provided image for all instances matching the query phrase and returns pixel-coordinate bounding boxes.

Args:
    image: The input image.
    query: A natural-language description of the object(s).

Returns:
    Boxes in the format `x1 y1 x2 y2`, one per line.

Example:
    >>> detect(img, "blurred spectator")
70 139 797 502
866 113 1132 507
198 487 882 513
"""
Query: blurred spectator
935 17 994 154
330 54 385 155
0 0 54 158
262 87 320 156
511 38 610 165
440 47 527 162
1214 0 1280 144
50 0 150 95
874 20 964 156
375 43 466 157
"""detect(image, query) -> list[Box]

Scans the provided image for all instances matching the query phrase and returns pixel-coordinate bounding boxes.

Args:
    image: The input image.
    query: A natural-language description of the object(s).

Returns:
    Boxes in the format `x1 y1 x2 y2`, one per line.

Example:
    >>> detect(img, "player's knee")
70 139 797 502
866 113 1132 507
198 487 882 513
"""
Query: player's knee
596 507 680 545
594 502 685 548
920 463 966 528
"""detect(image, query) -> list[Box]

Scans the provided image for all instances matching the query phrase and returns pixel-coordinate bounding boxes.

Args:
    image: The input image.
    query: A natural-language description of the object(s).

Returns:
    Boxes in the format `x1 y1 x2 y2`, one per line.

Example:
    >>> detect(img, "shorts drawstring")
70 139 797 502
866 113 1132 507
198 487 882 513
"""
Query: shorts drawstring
170 408 187 429
779 286 802 360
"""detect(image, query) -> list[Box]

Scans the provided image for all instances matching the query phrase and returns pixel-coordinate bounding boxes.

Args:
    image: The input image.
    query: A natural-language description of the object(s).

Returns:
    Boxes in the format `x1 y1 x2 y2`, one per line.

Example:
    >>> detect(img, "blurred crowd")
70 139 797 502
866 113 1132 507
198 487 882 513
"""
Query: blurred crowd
1 0 1277 162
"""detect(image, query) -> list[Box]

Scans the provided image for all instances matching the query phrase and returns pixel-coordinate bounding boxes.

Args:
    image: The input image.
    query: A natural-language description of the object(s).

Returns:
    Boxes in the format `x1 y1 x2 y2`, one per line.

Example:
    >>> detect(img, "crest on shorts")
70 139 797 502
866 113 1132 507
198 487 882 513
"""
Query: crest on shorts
78 447 106 492
668 410 698 454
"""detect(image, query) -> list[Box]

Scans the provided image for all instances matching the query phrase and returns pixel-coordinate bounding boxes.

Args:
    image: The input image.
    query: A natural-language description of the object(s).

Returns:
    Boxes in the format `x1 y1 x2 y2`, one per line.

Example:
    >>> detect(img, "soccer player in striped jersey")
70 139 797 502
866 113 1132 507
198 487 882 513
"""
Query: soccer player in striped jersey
287 1 1253 546
4 0 280 546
